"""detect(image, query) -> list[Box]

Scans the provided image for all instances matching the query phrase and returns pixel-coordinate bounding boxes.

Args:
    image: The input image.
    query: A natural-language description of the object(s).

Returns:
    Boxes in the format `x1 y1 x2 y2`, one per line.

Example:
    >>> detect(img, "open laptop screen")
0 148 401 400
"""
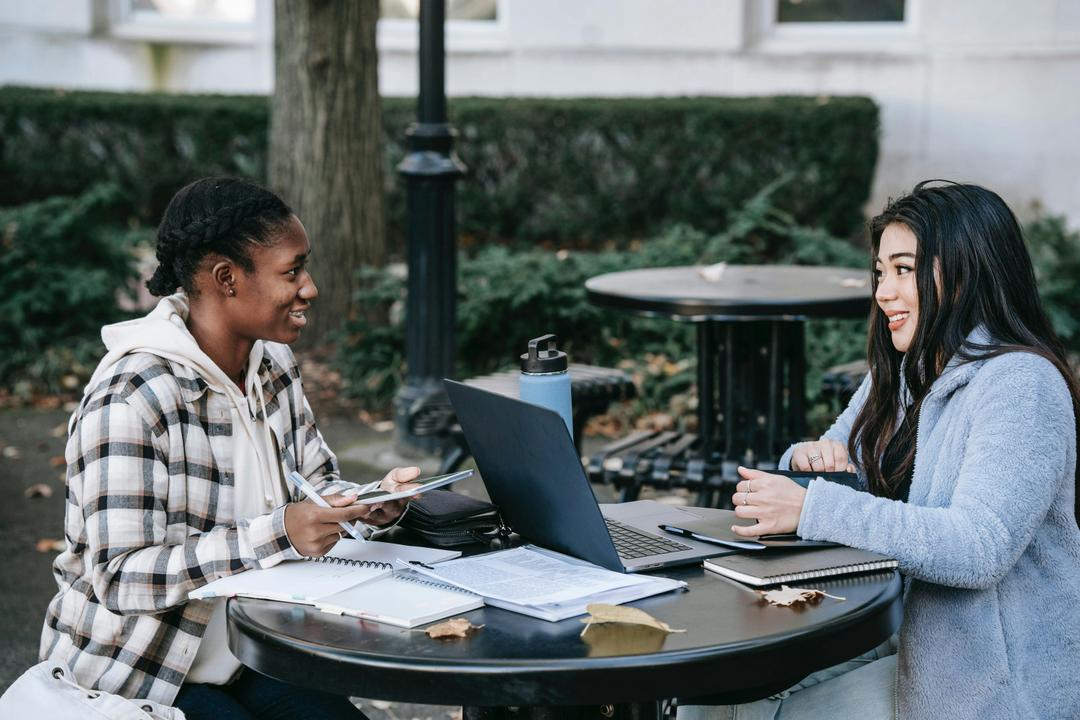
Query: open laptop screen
444 380 625 572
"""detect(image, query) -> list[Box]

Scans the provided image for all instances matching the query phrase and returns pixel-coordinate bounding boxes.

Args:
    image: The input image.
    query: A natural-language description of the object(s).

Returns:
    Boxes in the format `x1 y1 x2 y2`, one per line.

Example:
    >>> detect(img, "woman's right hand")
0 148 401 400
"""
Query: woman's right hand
790 439 855 473
284 495 372 557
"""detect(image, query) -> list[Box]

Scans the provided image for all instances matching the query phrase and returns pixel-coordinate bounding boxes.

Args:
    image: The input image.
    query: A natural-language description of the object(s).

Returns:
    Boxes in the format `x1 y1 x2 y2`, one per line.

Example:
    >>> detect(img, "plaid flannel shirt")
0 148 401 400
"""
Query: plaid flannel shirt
40 343 358 704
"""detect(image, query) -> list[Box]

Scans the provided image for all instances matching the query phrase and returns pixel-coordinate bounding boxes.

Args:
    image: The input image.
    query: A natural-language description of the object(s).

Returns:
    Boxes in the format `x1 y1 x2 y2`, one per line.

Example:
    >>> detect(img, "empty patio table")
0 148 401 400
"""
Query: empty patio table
584 264 871 505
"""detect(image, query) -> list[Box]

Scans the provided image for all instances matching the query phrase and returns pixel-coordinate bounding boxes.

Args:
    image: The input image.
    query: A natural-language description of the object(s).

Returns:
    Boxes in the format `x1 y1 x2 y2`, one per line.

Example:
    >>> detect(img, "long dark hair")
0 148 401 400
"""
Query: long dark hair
850 181 1080 527
146 177 293 297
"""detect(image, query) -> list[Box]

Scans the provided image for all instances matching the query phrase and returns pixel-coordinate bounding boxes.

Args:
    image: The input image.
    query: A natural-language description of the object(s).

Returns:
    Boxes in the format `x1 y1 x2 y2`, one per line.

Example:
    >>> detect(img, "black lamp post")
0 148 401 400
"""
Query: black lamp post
393 0 466 452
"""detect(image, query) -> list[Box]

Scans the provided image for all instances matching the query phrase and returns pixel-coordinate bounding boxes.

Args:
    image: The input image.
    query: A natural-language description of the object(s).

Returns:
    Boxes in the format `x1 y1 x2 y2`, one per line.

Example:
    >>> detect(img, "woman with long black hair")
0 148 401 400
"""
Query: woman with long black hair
681 182 1080 719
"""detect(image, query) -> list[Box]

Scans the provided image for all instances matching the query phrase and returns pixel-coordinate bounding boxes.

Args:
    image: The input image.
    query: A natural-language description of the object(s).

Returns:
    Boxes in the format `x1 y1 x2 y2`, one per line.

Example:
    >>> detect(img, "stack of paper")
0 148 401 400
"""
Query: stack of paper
407 545 686 621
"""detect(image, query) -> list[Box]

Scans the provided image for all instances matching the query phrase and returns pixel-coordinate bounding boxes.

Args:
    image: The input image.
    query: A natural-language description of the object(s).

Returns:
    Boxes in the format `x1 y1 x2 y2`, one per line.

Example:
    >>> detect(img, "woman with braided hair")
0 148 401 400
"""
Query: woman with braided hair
40 177 413 719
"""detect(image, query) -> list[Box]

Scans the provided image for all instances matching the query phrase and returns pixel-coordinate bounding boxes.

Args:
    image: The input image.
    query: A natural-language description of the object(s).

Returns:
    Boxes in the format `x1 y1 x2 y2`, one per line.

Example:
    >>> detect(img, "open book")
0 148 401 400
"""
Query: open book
407 545 687 622
189 540 481 628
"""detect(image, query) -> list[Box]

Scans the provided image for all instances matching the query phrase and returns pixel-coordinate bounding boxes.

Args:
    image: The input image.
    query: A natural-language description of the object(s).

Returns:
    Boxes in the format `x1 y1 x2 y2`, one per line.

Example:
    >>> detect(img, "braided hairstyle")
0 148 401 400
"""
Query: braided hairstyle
146 177 293 297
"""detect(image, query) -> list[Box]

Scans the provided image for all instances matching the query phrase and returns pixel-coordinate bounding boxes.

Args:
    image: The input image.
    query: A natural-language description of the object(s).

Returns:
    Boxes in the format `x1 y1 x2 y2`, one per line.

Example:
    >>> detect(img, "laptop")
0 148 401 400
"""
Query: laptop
444 379 733 573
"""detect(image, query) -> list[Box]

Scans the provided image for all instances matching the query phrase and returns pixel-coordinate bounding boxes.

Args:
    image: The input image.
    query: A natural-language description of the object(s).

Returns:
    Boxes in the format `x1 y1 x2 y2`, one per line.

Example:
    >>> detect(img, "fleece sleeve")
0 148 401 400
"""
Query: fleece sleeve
797 356 1074 589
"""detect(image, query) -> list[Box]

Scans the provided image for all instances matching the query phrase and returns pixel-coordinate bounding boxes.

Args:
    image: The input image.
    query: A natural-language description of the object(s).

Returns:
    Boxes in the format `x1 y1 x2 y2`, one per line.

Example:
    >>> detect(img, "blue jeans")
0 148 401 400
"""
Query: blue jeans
678 636 898 720
174 669 367 720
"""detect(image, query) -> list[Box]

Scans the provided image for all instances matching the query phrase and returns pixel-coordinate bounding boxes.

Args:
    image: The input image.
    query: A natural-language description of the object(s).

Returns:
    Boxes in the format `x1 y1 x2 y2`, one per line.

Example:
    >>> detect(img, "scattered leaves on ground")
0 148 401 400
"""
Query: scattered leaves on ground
36 538 66 553
2 445 22 459
49 455 66 467
24 483 53 499
51 422 69 438
425 617 483 639
579 603 685 636
759 585 845 607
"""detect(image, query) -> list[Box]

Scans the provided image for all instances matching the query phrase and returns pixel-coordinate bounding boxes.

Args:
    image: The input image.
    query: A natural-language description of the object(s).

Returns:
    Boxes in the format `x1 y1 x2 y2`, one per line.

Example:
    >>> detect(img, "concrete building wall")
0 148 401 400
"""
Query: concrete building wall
1 0 1078 225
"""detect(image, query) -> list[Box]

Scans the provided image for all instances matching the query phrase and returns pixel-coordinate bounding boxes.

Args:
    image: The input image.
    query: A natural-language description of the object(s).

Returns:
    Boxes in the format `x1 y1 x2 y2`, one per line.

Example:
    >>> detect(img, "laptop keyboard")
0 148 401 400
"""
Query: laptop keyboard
605 518 693 559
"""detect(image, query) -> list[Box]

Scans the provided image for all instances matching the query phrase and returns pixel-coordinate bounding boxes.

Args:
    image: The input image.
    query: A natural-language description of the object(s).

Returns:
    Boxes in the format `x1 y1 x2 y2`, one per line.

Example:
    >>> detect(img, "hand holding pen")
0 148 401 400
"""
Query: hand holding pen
284 469 420 557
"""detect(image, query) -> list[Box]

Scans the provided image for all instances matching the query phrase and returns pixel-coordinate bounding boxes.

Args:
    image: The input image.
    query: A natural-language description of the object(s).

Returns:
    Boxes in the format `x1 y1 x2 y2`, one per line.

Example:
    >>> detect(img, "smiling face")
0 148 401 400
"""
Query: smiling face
874 222 919 353
227 214 318 345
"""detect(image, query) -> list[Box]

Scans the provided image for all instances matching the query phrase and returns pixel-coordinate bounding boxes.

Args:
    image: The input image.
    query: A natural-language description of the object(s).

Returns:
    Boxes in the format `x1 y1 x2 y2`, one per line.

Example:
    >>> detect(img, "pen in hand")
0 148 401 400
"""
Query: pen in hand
286 471 368 544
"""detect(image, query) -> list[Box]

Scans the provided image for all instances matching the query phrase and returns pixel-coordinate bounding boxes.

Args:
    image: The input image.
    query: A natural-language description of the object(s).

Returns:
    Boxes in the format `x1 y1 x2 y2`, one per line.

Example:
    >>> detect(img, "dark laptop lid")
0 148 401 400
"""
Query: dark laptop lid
444 380 625 572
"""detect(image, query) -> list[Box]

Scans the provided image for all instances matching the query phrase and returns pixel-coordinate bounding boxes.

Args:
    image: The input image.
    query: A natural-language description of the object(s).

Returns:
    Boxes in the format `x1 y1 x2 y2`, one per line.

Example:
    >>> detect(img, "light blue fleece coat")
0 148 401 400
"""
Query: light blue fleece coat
781 337 1080 719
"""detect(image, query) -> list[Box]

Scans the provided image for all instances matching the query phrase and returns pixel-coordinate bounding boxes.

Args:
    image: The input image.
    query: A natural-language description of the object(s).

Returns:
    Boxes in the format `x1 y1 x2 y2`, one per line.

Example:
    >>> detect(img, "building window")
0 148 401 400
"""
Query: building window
381 0 497 22
109 0 259 43
776 0 904 24
377 0 506 54
757 0 916 52
127 0 256 24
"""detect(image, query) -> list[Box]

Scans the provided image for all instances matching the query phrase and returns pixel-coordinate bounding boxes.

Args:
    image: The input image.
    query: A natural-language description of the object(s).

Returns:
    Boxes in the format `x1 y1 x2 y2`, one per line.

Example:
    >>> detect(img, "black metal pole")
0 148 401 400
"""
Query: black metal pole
393 0 466 452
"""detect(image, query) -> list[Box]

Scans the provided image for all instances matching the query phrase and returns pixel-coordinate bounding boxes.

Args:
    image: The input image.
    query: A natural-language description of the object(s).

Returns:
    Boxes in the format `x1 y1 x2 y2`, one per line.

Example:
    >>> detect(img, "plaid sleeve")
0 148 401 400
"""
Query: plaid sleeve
76 394 299 615
298 394 380 497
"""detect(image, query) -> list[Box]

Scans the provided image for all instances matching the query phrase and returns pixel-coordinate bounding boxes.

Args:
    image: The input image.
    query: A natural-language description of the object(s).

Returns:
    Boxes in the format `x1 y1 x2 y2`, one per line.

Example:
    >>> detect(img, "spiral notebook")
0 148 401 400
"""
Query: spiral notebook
703 546 897 587
190 540 480 627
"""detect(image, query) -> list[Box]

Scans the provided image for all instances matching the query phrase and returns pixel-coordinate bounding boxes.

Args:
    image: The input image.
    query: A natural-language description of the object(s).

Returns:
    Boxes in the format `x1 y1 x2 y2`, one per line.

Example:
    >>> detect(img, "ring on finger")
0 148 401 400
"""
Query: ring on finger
807 453 822 467
742 491 750 506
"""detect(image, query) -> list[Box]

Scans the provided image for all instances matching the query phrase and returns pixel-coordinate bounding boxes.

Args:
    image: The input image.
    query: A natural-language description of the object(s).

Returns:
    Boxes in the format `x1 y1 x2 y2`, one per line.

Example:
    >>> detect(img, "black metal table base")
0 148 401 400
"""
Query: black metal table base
585 319 809 508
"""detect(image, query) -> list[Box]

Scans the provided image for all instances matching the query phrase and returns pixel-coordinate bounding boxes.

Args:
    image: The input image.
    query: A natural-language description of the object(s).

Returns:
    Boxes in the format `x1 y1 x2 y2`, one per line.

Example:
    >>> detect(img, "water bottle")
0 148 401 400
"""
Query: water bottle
519 334 574 440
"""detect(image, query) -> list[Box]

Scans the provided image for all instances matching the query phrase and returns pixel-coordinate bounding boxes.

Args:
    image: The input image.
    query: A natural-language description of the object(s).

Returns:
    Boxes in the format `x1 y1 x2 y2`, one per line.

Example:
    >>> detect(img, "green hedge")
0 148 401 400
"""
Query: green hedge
0 184 145 395
337 182 872 433
0 87 879 247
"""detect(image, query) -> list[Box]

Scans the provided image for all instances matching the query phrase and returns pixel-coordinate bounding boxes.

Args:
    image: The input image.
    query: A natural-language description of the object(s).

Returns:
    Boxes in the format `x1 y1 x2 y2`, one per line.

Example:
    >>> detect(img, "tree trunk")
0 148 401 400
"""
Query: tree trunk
269 0 385 347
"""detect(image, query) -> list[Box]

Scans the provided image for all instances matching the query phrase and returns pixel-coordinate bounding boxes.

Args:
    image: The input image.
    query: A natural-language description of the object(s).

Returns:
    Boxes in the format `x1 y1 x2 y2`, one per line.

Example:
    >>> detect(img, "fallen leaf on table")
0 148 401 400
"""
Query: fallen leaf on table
36 538 66 553
699 262 728 282
580 621 669 655
579 603 685 637
759 585 845 607
24 483 53 498
49 455 66 467
426 617 483 639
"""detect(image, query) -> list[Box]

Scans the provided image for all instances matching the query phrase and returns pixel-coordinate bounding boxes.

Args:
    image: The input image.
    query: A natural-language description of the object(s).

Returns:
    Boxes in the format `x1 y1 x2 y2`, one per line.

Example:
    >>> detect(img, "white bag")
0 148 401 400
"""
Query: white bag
0 660 185 720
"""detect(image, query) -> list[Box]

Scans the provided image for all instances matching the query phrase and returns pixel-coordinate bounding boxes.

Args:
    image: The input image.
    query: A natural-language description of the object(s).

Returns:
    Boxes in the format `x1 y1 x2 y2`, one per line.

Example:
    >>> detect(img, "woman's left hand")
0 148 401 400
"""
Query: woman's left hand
730 466 808 537
354 466 422 527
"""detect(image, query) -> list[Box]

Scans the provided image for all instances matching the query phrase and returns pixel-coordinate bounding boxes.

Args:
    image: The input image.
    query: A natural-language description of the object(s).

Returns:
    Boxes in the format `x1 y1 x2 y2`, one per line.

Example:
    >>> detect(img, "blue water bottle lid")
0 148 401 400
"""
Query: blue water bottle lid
520 334 568 373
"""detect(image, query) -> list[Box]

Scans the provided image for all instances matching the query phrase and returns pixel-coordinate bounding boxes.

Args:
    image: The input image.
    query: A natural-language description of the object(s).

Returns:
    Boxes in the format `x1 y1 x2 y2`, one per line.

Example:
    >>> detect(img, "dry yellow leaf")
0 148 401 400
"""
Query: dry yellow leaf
580 622 669 656
24 483 53 499
36 538 66 553
759 585 845 607
579 603 685 637
425 617 483 640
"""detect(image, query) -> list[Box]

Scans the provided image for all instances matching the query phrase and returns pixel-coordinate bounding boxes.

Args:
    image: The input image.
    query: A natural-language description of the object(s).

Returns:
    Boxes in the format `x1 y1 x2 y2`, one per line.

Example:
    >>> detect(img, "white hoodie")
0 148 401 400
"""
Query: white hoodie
83 293 289 684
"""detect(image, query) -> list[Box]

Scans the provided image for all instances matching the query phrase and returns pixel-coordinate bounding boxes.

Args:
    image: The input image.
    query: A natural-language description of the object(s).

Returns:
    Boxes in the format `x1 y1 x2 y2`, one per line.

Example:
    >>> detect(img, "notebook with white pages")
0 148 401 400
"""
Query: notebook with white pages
189 540 480 627
703 546 897 587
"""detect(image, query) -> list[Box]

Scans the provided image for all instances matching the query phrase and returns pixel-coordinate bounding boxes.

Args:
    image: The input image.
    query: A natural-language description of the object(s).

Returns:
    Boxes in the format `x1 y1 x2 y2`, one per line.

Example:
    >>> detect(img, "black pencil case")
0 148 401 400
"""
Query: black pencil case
401 490 500 547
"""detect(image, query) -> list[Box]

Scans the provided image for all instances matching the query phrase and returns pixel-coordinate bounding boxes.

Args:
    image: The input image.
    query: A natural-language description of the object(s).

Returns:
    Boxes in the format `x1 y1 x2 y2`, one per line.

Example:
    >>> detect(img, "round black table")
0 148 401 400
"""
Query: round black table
585 265 871 505
227 565 901 719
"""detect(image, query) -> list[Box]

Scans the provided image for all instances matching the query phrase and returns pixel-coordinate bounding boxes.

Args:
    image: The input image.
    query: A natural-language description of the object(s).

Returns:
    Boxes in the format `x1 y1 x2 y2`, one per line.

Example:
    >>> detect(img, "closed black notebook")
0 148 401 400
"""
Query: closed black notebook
703 546 897 587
